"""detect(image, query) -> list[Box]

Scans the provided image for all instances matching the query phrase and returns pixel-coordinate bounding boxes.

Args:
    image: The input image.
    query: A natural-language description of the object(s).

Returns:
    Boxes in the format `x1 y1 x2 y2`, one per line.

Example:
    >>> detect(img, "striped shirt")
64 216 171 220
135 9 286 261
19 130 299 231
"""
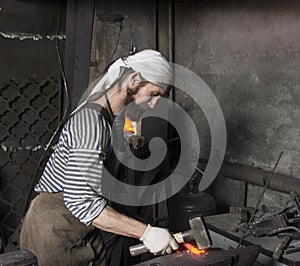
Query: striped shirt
35 104 112 225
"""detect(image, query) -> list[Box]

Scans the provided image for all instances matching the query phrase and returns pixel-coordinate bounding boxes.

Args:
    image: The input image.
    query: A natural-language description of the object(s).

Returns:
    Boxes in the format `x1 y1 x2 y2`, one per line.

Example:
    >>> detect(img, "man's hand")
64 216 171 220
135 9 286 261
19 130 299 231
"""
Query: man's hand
140 224 179 255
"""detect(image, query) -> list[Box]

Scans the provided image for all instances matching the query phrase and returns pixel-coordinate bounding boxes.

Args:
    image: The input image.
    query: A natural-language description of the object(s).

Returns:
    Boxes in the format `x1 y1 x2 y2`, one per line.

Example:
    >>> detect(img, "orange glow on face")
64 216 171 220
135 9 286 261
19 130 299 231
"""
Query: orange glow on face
183 243 207 255
123 116 135 134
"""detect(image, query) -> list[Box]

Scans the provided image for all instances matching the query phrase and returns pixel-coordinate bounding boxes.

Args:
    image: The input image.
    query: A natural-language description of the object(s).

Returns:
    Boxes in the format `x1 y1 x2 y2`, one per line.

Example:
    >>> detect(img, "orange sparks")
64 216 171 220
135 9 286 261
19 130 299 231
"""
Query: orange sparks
123 116 135 134
183 243 207 255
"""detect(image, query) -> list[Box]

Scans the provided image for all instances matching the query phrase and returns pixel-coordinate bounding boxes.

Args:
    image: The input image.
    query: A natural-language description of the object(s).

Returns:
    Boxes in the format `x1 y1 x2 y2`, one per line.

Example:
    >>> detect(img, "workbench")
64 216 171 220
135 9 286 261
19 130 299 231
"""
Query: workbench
205 213 300 266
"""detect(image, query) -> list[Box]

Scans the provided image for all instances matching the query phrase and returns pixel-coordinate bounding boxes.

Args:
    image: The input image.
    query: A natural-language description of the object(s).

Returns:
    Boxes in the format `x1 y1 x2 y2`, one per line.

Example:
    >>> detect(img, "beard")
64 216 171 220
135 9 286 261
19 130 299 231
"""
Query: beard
124 85 150 121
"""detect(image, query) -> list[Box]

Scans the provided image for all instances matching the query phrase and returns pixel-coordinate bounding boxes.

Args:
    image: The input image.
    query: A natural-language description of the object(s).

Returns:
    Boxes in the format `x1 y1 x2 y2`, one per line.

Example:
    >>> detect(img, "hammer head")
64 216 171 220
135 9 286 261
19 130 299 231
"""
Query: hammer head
189 215 212 250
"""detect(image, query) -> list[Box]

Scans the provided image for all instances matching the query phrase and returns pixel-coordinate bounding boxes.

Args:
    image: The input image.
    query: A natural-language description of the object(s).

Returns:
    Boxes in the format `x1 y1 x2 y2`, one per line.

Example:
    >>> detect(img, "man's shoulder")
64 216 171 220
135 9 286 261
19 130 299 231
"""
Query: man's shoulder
71 105 102 122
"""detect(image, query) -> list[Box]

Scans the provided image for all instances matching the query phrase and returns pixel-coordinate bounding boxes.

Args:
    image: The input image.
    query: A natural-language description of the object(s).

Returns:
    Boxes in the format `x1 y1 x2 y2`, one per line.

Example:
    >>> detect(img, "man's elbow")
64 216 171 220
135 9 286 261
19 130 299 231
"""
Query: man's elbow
91 205 113 230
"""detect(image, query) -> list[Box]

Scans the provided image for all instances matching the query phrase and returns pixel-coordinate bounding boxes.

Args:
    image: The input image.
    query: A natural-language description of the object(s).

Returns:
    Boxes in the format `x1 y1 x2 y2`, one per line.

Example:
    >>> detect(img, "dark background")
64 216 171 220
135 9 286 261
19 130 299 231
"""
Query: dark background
1 0 300 251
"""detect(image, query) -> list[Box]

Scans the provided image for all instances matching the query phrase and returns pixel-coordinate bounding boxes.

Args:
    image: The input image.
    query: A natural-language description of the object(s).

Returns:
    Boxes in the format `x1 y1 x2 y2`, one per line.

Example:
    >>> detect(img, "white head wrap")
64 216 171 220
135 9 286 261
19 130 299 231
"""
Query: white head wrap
72 49 172 114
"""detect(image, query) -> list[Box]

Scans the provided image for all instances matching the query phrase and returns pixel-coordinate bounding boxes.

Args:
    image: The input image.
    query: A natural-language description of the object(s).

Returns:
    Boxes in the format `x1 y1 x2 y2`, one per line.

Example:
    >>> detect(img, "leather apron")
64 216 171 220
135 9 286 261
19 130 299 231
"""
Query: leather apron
20 192 107 266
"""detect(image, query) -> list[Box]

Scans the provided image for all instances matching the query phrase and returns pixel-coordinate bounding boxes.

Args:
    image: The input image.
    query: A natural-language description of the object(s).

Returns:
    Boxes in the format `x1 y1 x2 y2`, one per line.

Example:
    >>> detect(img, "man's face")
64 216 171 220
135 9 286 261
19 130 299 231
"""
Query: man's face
125 82 166 121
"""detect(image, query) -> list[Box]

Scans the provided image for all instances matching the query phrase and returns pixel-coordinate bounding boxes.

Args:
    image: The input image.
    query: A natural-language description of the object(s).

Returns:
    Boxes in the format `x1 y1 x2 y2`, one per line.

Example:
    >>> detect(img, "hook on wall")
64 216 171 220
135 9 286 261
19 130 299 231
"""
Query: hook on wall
129 33 137 55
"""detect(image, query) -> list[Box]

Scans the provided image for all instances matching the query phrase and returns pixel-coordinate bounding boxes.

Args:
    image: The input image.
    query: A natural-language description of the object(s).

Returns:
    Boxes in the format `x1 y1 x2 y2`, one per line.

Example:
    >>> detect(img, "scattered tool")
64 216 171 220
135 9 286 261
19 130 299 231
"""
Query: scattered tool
249 190 300 240
249 213 288 237
284 240 300 254
237 152 284 248
272 236 291 260
129 215 211 256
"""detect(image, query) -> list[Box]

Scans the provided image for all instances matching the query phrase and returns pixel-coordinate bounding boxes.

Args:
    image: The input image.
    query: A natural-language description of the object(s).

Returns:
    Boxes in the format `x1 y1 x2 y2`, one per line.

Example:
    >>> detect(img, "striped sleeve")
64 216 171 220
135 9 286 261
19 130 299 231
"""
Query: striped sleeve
63 108 111 225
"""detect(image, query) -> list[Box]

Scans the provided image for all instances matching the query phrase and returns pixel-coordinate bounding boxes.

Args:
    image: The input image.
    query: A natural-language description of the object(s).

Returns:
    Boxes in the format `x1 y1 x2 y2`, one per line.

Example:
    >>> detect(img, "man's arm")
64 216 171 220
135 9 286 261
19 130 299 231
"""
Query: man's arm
92 205 179 255
92 205 147 238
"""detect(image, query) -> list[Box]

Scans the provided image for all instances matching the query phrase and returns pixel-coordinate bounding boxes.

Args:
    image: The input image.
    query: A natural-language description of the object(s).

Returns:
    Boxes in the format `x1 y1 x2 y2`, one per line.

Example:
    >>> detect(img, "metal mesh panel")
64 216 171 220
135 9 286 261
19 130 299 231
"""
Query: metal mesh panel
0 77 61 244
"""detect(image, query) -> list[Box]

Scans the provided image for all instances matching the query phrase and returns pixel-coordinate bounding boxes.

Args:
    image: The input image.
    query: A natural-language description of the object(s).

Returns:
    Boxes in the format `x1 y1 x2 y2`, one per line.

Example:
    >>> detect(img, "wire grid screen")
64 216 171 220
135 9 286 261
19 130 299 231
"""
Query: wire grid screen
0 77 61 245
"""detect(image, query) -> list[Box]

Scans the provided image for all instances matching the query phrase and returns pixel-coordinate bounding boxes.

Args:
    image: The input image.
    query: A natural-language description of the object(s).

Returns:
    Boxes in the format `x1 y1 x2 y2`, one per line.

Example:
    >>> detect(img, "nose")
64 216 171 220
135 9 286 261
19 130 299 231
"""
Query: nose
148 96 161 109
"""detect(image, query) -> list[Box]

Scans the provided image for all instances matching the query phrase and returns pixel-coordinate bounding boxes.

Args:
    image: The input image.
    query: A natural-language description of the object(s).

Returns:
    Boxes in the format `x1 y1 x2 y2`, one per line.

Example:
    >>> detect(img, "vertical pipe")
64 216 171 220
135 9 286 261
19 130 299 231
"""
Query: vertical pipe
154 0 158 50
168 0 174 63
168 0 175 102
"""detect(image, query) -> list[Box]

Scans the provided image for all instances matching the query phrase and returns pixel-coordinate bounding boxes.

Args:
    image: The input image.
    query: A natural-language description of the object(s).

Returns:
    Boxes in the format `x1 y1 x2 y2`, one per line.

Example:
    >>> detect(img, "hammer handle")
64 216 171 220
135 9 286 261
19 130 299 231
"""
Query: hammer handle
129 244 149 256
129 230 191 256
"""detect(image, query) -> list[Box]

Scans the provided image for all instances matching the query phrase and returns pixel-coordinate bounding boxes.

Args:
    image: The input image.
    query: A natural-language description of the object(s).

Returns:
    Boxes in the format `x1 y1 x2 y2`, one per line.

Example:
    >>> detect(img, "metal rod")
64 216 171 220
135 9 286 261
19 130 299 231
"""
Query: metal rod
274 226 300 236
237 151 284 248
195 166 204 175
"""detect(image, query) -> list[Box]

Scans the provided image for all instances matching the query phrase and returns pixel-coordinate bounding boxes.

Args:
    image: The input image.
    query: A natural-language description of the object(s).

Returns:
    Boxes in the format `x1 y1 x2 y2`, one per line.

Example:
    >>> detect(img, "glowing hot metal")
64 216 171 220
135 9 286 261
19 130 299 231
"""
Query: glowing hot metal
183 243 206 255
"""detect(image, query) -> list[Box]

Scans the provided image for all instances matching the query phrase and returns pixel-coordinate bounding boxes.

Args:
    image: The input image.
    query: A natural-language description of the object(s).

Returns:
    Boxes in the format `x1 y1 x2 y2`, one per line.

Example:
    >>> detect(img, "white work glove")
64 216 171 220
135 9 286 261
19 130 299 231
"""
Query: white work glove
140 224 179 255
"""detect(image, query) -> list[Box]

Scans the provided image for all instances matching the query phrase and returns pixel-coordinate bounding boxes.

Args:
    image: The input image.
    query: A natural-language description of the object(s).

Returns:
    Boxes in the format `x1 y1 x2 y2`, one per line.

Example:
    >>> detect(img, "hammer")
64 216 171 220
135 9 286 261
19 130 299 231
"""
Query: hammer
129 215 212 256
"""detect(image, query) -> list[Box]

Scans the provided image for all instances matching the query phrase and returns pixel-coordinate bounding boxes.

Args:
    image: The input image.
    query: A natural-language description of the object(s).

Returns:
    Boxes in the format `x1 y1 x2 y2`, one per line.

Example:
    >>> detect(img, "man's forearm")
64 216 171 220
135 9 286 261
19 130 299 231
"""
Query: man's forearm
92 205 147 238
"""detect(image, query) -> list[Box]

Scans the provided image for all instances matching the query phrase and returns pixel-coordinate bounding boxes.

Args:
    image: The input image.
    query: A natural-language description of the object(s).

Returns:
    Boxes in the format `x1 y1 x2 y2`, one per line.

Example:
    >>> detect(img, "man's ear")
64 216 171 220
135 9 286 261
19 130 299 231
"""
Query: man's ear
128 72 142 87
